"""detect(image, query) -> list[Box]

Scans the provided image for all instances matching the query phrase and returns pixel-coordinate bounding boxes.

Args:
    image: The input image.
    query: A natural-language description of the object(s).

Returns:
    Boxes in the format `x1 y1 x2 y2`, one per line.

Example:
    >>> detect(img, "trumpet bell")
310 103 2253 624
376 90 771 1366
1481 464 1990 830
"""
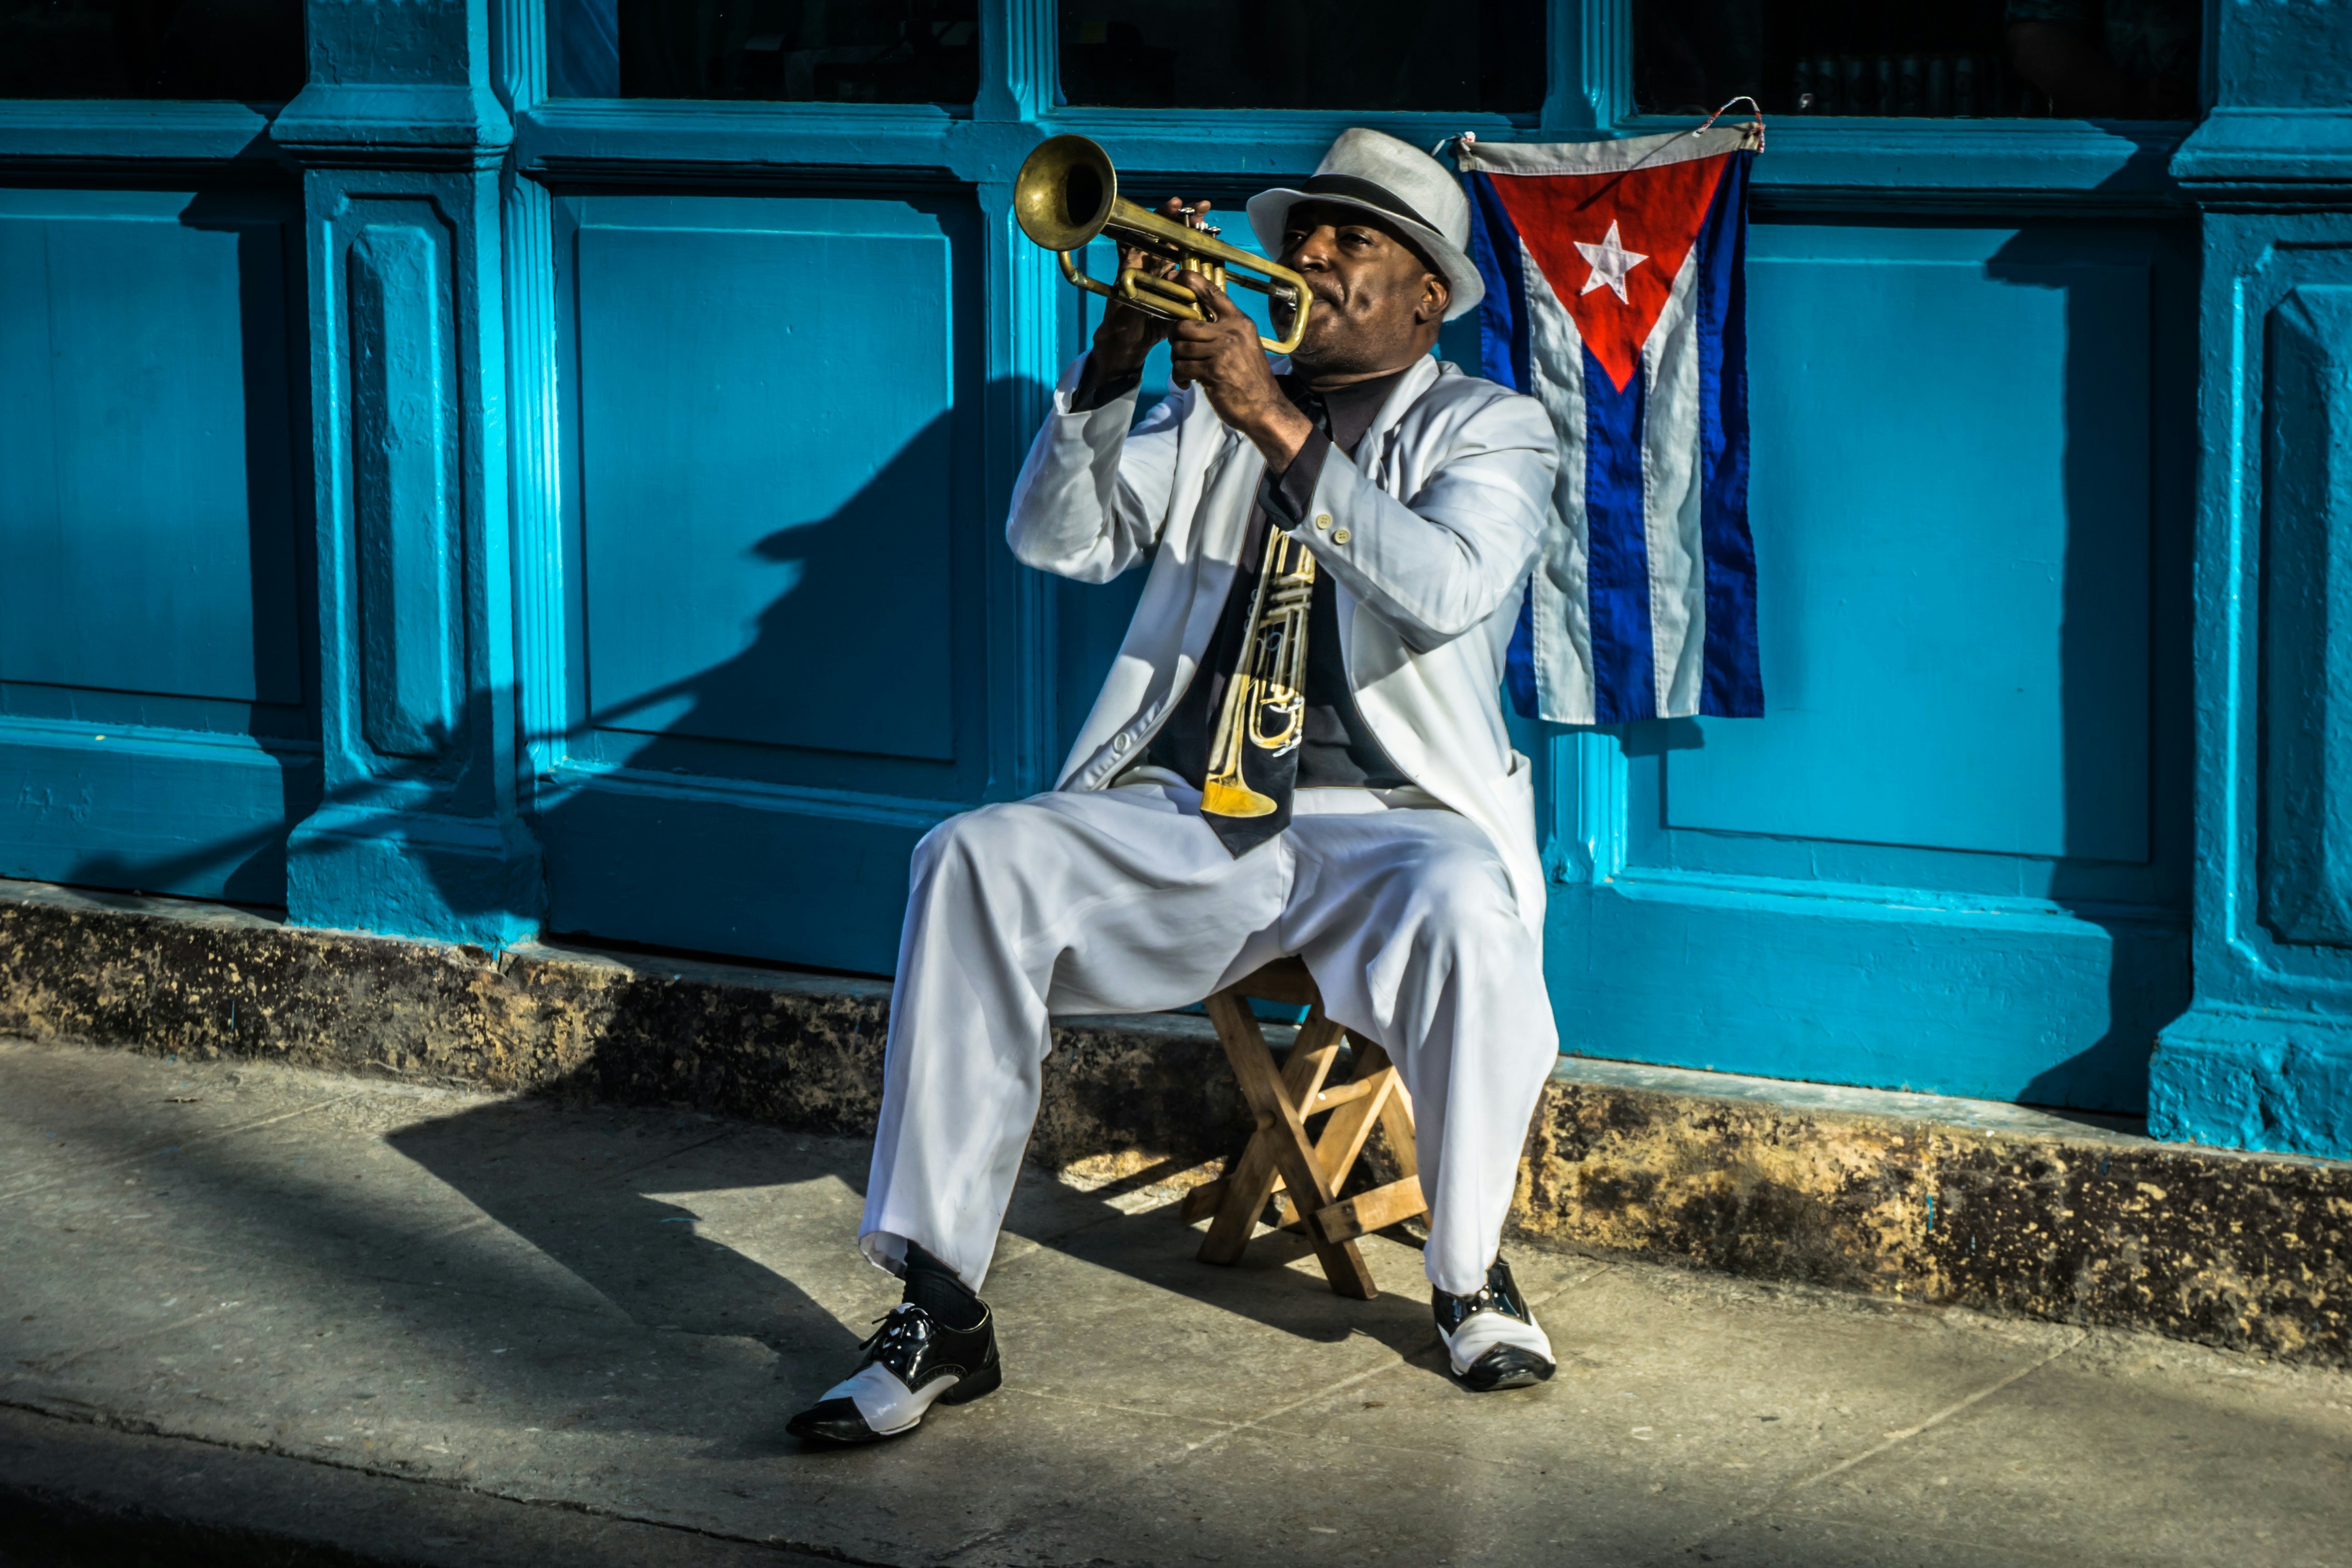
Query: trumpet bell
1014 134 1118 252
1012 132 1314 358
1201 778 1279 819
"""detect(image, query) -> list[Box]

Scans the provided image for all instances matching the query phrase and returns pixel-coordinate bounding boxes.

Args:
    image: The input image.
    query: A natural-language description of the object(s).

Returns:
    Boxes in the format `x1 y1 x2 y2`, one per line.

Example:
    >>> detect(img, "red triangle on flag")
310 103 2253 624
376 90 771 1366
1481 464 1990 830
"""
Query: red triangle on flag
1488 154 1731 394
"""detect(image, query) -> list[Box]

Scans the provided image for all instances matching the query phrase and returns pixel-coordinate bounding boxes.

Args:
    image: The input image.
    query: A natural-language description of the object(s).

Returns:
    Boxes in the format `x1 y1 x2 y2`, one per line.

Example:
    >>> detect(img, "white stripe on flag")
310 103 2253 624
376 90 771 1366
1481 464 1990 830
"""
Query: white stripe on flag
1518 236 1595 725
1642 247 1708 719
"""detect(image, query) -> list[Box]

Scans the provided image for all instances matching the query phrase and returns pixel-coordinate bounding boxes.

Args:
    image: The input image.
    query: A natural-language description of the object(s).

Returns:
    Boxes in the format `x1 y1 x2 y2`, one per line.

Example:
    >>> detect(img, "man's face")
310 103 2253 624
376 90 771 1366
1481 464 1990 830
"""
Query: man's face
1274 200 1448 378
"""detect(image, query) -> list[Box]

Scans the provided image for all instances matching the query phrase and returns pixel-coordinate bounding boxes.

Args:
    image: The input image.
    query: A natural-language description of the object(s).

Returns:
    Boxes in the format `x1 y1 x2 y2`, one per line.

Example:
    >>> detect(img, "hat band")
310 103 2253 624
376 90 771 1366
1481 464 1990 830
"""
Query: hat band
1293 174 1443 238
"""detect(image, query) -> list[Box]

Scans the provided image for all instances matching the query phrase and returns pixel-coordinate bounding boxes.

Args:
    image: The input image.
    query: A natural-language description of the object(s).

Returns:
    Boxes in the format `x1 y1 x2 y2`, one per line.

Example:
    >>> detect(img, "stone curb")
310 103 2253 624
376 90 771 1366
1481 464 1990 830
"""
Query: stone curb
2 878 2346 1368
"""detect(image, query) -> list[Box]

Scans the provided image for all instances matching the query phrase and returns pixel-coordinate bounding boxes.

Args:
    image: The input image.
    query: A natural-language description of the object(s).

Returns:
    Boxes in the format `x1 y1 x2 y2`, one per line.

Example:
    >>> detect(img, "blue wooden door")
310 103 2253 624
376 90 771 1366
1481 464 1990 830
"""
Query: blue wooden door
0 185 316 903
530 189 994 970
1545 212 2195 1112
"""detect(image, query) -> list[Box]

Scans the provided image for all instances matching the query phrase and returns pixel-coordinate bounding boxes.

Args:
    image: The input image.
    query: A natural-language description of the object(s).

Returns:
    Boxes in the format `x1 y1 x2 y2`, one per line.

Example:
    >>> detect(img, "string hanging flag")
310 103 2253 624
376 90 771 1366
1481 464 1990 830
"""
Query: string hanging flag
1455 114 1764 725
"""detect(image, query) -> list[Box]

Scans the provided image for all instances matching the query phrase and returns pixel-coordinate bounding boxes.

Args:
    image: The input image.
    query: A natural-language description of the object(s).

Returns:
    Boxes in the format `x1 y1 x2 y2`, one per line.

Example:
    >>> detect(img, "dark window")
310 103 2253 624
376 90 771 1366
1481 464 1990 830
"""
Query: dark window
1635 0 2198 119
549 0 979 101
1057 0 1545 112
0 0 302 99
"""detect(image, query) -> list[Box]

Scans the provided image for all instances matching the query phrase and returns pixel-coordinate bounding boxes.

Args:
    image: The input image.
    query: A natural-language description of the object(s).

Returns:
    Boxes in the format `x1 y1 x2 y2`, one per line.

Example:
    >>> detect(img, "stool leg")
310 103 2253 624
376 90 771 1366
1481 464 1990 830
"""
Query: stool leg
1196 998 1317 1266
1200 992 1377 1299
1271 1040 1399 1230
1190 1010 1345 1236
1377 1071 1420 1188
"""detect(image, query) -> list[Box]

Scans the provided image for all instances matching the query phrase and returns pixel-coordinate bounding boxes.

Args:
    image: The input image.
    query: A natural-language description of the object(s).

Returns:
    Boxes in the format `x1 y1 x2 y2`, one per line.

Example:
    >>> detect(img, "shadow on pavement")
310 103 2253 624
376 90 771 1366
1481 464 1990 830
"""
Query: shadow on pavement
381 1091 1447 1450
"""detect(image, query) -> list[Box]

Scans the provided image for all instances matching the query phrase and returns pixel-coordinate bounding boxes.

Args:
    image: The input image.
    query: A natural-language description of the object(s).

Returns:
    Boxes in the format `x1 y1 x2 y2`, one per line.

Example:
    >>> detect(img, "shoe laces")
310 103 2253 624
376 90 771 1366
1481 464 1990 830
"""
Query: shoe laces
860 1302 934 1356
1436 1265 1527 1335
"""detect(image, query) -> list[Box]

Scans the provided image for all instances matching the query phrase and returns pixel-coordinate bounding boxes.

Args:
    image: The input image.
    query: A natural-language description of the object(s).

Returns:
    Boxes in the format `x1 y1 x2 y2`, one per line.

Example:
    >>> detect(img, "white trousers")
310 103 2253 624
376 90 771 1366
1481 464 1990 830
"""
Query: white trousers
859 783 1559 1298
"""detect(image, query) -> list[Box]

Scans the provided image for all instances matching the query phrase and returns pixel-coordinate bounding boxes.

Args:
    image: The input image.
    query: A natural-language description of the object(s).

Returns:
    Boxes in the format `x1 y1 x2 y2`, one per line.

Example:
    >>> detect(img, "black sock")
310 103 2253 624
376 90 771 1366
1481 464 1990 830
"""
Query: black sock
902 1242 984 1332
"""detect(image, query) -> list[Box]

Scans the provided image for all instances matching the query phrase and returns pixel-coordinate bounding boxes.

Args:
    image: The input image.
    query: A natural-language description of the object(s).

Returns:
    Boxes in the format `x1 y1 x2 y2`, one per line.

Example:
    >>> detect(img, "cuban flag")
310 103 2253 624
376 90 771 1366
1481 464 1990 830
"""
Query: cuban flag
1459 128 1763 725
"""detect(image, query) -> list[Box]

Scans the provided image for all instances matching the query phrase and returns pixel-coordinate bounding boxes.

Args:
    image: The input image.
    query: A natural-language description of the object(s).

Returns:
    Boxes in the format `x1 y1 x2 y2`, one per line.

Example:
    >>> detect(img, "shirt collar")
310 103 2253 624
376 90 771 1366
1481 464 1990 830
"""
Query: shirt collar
1281 362 1418 458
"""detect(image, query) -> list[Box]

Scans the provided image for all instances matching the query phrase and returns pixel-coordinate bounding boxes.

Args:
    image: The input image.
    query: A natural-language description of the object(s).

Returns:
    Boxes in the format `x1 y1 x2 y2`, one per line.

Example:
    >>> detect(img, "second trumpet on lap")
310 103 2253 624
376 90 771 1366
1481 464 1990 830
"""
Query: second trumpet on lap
1011 133 1314 356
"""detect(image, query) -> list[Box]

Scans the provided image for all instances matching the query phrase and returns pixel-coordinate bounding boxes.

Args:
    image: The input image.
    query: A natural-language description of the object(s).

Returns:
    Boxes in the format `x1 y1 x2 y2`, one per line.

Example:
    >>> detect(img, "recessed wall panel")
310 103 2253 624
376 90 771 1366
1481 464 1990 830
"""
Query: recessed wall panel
347 218 459 761
1664 243 2151 863
2261 284 2352 946
577 221 956 763
0 204 301 711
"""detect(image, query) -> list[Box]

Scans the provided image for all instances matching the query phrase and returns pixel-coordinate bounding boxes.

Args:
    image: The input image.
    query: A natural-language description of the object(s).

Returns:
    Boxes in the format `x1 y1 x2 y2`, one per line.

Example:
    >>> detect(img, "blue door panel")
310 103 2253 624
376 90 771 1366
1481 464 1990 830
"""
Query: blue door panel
576 223 956 763
538 190 986 967
2 725 319 905
1555 885 2186 1107
0 197 303 710
0 188 315 904
1553 217 2193 1114
1672 246 2150 863
544 782 928 974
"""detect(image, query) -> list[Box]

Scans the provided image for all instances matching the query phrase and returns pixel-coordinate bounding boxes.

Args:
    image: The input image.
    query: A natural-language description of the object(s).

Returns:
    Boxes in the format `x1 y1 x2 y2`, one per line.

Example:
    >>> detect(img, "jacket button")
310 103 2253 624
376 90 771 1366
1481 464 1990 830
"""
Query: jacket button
1313 512 1333 531
1330 527 1351 545
1112 734 1131 753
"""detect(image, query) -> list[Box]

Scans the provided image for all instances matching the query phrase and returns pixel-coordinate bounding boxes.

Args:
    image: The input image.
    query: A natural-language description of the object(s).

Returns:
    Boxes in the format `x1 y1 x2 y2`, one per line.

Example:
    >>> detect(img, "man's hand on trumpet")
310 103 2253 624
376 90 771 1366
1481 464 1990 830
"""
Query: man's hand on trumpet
1083 196 1213 380
1166 270 1313 474
1078 196 1312 474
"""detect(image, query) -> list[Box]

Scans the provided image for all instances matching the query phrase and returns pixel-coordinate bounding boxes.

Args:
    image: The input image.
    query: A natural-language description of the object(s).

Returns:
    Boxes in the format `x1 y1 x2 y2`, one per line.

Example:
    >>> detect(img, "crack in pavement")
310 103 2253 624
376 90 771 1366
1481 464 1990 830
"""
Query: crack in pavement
0 1095 362 1202
10 1300 253 1377
1742 1509 2088 1566
1662 1327 2090 1564
0 1399 912 1567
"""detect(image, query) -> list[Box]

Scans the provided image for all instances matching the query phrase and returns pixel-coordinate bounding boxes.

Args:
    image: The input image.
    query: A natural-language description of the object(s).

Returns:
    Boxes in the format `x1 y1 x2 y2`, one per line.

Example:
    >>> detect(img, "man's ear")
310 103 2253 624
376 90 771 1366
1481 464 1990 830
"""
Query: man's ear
1418 273 1450 327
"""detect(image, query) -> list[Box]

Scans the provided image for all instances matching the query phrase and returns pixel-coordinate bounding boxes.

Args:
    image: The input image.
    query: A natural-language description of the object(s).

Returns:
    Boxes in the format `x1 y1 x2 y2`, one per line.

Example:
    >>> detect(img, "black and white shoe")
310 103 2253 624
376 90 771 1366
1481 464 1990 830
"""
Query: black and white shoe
786 1300 1002 1445
1433 1257 1555 1392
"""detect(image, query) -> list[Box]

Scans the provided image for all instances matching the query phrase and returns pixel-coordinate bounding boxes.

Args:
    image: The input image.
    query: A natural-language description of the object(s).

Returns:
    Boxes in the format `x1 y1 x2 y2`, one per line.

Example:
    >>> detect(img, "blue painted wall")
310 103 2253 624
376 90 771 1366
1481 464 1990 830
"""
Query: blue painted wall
0 0 2344 1156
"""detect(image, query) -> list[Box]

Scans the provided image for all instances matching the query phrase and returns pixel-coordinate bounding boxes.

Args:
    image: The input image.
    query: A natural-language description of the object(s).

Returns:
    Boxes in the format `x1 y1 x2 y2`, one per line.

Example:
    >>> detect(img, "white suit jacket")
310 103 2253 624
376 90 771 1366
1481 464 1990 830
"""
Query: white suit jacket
1007 352 1562 933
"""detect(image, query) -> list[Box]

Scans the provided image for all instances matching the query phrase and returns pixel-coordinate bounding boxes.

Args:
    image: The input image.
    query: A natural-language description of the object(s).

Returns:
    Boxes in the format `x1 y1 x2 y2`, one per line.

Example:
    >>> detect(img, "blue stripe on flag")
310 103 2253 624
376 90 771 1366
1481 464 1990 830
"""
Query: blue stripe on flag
1692 151 1763 718
1465 169 1543 715
1585 342 1655 723
1505 581 1540 718
1463 171 1532 393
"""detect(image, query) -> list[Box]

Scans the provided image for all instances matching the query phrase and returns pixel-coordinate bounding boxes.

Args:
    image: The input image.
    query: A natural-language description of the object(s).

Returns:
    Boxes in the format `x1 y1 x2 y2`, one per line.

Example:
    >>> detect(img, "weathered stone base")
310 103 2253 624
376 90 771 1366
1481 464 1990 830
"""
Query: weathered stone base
1521 1062 2350 1368
0 879 1251 1174
3 877 2347 1367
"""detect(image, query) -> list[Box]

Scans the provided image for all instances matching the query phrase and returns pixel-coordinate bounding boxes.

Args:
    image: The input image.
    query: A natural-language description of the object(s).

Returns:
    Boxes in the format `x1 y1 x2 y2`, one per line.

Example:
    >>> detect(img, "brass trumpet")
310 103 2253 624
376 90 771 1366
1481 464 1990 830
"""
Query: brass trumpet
1013 134 1313 357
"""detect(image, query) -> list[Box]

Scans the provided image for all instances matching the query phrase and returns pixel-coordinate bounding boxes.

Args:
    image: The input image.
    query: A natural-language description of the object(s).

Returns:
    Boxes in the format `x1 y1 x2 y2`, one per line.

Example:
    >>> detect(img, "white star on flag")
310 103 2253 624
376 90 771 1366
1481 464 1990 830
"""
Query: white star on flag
1574 221 1648 303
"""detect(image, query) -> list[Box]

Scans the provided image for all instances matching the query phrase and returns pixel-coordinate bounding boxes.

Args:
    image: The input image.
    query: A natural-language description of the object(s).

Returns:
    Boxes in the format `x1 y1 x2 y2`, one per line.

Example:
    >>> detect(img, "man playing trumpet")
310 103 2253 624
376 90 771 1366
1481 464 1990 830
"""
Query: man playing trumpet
790 129 1564 1445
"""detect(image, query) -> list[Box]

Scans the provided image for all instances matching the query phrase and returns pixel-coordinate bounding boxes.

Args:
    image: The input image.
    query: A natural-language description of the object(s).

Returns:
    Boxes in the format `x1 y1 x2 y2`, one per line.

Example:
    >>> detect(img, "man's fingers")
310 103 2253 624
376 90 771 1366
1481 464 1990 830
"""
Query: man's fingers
1166 321 1234 355
1175 270 1246 325
1167 337 1222 375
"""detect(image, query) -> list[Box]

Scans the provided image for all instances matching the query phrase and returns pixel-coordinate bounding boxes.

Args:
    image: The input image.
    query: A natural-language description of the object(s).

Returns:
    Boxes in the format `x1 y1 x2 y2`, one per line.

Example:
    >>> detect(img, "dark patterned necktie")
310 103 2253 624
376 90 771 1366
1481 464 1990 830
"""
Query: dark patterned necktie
1200 388 1329 858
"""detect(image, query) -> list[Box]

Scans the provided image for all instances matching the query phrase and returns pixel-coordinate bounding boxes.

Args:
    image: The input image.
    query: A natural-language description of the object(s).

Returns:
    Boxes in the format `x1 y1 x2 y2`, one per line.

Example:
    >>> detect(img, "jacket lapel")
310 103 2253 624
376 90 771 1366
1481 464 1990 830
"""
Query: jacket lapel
1327 356 1444 688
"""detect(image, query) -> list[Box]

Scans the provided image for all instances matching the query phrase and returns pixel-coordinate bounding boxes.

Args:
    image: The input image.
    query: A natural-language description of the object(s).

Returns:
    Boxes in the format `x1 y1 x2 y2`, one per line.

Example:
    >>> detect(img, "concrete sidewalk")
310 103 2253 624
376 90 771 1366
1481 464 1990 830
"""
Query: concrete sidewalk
2 1036 2347 1568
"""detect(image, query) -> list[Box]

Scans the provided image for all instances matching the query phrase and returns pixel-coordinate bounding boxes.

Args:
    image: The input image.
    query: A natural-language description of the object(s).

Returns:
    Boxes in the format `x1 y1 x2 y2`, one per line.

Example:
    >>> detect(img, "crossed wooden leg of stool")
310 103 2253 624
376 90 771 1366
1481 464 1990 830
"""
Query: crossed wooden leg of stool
1176 958 1427 1299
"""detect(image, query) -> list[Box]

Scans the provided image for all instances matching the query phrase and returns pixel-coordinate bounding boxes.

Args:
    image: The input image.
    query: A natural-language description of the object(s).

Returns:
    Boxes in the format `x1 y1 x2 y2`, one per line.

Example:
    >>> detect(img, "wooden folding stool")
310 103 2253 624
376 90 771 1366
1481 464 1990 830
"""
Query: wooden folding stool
1176 956 1427 1299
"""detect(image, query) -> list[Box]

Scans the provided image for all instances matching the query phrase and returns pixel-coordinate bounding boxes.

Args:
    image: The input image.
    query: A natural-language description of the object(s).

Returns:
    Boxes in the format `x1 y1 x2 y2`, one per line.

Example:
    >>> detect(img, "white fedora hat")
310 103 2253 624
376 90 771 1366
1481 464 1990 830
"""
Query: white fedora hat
1246 128 1483 322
